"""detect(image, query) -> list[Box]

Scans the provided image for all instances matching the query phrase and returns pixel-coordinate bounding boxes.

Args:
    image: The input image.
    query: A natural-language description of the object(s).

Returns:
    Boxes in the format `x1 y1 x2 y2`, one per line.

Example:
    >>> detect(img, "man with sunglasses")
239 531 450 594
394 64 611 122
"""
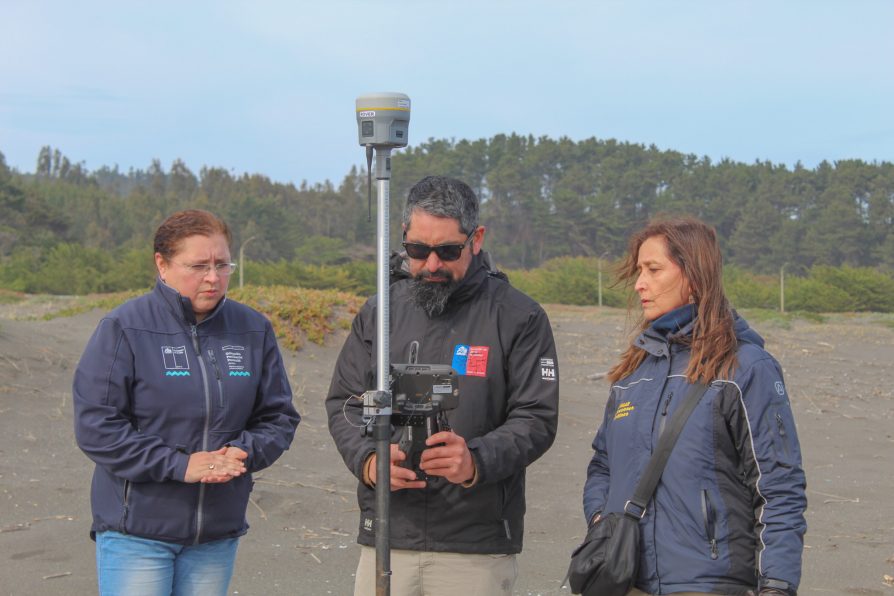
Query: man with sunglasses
326 175 560 596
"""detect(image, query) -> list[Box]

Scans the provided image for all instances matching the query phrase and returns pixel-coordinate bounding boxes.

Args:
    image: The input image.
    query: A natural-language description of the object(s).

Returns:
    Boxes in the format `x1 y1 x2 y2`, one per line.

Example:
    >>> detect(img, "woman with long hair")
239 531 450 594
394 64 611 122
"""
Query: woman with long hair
583 217 806 595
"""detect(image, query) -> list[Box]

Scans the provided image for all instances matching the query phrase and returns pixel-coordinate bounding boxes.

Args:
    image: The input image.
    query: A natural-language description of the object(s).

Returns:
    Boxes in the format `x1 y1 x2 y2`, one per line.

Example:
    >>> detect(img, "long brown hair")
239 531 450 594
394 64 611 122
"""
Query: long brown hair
607 216 738 384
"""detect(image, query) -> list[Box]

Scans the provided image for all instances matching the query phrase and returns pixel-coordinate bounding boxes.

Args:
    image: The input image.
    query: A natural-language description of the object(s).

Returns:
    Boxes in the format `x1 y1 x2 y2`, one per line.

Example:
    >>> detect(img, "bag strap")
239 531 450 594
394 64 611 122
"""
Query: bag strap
622 381 711 519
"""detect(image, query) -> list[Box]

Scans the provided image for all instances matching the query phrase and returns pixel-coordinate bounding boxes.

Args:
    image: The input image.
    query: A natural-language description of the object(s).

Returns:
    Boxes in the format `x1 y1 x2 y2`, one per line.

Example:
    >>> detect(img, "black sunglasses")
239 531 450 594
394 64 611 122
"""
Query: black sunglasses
402 232 474 262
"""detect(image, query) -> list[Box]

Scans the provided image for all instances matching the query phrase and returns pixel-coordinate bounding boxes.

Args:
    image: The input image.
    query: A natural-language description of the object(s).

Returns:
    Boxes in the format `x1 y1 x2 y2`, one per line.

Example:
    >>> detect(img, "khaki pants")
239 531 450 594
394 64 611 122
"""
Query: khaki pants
628 589 723 595
353 545 517 596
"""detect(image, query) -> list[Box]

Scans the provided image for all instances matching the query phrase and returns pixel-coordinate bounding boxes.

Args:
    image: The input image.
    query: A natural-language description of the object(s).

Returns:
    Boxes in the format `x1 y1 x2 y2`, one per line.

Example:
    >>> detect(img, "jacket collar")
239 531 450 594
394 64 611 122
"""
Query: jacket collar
445 251 491 308
635 304 697 356
153 278 227 327
634 306 766 357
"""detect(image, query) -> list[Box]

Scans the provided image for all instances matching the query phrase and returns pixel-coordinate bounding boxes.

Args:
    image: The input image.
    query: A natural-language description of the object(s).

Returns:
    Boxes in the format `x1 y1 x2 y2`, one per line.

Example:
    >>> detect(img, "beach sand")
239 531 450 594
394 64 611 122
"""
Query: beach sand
1 302 892 595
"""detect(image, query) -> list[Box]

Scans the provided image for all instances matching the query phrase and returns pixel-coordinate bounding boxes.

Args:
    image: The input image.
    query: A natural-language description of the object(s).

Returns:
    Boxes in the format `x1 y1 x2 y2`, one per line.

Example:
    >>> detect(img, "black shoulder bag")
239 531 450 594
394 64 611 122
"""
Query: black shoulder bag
565 382 711 596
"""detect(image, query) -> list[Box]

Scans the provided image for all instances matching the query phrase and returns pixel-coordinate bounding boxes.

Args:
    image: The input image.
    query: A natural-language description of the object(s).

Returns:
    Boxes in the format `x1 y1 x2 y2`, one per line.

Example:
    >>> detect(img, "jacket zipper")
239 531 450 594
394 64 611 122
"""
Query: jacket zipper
120 479 131 533
775 412 792 459
657 391 673 436
701 489 719 560
191 324 212 545
208 348 224 408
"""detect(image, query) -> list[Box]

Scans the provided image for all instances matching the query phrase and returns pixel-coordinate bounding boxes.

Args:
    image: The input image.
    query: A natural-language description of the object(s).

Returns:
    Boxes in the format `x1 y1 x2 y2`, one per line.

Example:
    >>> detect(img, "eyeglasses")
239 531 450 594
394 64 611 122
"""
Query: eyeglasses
174 261 238 277
402 232 473 262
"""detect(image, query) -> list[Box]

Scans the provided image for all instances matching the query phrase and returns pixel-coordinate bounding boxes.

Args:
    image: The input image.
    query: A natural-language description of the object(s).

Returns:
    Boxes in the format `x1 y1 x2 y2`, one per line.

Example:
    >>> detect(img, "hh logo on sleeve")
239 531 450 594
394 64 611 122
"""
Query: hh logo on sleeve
540 357 557 381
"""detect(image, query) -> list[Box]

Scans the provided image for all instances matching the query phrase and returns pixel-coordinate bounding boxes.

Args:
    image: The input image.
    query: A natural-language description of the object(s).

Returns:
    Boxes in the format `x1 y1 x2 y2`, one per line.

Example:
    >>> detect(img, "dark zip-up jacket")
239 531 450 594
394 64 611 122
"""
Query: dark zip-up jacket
583 310 807 595
73 280 299 545
326 252 559 554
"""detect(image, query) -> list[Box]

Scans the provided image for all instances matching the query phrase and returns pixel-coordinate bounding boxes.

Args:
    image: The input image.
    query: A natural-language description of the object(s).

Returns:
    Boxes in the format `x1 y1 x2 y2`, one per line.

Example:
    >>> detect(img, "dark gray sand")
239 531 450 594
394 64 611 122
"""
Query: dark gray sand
1 303 892 595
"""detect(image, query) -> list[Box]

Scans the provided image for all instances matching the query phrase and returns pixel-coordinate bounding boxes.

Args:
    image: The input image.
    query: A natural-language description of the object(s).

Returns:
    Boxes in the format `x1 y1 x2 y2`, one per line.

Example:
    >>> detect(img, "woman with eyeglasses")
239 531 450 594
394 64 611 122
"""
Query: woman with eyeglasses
73 209 300 596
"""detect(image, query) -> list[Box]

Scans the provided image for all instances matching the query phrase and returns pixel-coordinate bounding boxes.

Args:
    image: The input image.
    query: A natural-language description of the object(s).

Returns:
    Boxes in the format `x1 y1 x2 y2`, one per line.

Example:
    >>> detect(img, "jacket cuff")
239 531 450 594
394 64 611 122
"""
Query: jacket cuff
361 451 376 487
466 440 486 484
759 578 796 595
173 451 190 482
461 462 479 488
224 441 251 470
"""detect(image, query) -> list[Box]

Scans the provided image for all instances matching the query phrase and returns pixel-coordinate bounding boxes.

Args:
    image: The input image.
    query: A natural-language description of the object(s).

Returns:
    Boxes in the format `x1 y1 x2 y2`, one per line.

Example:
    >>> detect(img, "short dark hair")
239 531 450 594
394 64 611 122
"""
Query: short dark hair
154 209 231 260
402 176 479 235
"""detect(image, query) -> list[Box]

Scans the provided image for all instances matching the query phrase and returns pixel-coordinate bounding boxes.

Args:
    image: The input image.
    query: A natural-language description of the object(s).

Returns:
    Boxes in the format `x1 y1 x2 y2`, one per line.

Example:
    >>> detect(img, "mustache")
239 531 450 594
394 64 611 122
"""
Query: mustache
417 269 453 282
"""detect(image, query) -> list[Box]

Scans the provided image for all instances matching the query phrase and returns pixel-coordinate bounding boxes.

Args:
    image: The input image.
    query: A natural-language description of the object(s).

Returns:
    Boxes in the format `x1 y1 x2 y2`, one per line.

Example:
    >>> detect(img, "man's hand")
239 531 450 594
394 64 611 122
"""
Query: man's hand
419 431 476 485
184 447 247 483
368 444 427 491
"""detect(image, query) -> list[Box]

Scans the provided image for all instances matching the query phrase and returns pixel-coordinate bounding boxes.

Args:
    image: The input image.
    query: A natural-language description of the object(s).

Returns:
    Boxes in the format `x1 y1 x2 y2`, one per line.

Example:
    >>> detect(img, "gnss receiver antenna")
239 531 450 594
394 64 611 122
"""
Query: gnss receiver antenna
355 92 411 596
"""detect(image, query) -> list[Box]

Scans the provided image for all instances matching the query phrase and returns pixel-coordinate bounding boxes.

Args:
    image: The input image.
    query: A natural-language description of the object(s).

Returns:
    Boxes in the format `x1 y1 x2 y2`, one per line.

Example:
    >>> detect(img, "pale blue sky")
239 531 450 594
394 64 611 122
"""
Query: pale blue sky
1 0 892 185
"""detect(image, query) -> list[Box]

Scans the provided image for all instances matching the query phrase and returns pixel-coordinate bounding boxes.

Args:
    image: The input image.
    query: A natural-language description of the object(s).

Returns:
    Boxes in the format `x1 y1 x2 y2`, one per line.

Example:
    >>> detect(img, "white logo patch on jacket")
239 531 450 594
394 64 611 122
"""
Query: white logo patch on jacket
540 357 557 381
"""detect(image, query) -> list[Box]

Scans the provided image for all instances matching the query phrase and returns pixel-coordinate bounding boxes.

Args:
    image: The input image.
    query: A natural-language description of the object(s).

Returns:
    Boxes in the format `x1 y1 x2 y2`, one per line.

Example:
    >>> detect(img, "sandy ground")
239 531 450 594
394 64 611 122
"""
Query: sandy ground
1 302 893 595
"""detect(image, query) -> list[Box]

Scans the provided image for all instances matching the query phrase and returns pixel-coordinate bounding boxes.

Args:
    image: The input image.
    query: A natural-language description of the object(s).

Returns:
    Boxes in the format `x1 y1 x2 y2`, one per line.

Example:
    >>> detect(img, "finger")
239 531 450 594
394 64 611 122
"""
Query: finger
419 445 449 460
207 468 241 480
221 456 247 468
419 460 455 475
209 461 245 477
425 431 457 446
200 471 233 483
201 475 228 484
420 445 461 463
392 479 426 491
418 457 444 470
225 447 249 461
391 465 420 482
208 476 235 484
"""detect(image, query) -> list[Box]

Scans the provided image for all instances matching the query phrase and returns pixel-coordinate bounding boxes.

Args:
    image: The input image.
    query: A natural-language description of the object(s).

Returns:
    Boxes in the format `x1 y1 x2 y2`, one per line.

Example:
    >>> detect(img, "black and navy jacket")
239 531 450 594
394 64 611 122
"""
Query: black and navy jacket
73 280 299 545
326 251 559 554
583 306 807 595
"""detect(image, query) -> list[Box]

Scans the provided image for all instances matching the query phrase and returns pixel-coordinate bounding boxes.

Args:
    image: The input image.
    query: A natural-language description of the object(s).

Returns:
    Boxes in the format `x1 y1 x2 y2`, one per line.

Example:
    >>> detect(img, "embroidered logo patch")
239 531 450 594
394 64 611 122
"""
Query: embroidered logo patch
540 357 557 381
161 346 189 376
222 345 247 373
775 381 786 396
614 401 635 420
452 344 489 377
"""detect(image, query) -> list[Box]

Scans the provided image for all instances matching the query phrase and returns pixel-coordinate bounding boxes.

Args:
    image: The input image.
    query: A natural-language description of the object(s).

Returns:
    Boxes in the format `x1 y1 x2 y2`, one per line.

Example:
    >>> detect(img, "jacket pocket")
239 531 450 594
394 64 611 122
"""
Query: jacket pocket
118 479 131 533
765 407 796 468
701 489 719 560
207 348 226 409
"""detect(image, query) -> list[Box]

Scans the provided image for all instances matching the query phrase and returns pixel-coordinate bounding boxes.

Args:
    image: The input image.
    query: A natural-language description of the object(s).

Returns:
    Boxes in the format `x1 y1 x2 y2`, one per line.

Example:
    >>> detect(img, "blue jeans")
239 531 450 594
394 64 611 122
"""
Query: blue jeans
96 531 239 596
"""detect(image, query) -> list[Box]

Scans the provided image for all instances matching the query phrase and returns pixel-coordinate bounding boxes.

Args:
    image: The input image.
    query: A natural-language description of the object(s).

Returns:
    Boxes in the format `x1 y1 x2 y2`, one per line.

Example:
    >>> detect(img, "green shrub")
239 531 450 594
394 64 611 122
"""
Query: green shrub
4 245 893 315
724 266 777 310
784 277 853 312
808 265 894 312
505 256 626 306
245 259 372 294
293 235 349 265
0 249 40 292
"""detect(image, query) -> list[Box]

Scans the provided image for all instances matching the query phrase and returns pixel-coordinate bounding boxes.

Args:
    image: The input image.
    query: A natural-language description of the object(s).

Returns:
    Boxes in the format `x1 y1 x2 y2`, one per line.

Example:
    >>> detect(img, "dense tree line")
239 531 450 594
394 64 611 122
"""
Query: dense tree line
1 136 892 296
390 136 894 272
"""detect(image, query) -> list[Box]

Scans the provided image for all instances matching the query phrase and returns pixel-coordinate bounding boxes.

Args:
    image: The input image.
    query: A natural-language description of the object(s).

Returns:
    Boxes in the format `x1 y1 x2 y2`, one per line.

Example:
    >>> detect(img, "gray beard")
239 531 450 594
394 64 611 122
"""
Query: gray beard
409 276 457 317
